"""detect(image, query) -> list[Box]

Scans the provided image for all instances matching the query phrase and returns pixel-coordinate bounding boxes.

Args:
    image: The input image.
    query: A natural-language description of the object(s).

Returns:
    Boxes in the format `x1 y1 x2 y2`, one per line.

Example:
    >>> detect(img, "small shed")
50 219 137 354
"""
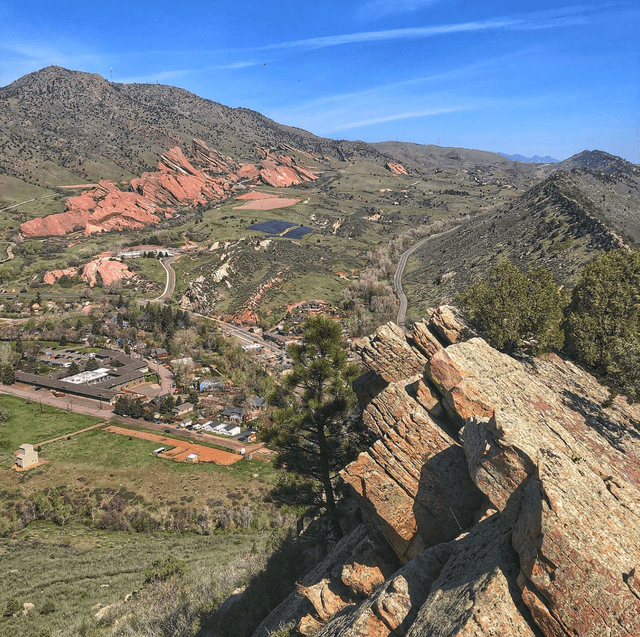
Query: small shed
186 453 198 463
153 447 166 456
15 444 38 469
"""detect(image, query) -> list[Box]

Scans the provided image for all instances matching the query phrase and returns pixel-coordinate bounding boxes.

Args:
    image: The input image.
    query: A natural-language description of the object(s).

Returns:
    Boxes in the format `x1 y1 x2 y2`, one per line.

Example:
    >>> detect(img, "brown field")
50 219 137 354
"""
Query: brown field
105 425 243 465
234 197 301 210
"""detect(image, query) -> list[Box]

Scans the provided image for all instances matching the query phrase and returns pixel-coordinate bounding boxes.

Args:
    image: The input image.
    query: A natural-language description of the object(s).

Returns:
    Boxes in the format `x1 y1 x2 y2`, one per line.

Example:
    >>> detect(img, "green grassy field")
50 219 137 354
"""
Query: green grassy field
0 395 103 461
1 395 280 511
0 395 288 635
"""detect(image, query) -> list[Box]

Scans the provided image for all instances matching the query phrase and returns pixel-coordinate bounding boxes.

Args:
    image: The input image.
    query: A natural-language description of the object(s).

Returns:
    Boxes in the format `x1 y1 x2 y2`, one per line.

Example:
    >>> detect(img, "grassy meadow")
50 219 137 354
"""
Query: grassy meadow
0 396 290 636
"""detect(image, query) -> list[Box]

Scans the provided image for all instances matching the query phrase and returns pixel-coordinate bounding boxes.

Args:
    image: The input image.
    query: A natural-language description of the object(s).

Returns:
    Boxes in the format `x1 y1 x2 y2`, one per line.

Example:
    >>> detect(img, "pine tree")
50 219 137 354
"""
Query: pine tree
268 317 361 538
459 262 565 354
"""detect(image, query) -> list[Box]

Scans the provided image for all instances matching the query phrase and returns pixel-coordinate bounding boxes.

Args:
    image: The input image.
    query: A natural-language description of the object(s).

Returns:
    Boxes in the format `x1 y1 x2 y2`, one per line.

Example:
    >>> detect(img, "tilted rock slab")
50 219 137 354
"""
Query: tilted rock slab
356 322 428 383
255 309 640 637
341 379 483 563
427 337 640 636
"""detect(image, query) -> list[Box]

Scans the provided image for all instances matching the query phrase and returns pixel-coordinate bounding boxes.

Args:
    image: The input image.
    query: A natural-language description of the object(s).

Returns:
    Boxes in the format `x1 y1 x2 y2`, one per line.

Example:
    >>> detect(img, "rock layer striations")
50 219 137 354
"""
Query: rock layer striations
256 306 640 637
20 140 318 238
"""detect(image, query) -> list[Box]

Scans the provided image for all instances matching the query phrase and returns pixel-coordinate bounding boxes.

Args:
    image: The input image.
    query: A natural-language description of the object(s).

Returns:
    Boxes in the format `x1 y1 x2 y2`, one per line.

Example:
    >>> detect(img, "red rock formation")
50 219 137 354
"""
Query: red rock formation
385 161 408 176
21 180 161 238
131 147 234 207
20 140 317 238
44 267 78 284
44 255 134 287
237 164 261 180
259 161 317 188
81 258 134 287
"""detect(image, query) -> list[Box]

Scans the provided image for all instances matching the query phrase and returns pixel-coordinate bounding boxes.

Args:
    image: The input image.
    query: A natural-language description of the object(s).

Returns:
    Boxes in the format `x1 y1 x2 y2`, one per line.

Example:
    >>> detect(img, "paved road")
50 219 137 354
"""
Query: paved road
157 255 181 302
204 316 284 357
393 227 460 329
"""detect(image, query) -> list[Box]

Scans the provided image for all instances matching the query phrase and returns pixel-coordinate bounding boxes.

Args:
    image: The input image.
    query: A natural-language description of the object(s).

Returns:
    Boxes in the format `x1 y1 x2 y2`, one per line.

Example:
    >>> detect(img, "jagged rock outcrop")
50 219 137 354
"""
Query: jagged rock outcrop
255 306 640 637
252 524 401 637
19 139 317 238
385 161 408 176
341 379 483 563
131 146 236 207
20 180 162 238
45 253 134 287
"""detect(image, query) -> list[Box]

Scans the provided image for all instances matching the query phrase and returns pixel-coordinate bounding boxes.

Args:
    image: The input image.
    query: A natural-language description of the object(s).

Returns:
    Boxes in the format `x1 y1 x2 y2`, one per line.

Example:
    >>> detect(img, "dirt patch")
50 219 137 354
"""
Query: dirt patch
105 425 243 465
233 198 300 211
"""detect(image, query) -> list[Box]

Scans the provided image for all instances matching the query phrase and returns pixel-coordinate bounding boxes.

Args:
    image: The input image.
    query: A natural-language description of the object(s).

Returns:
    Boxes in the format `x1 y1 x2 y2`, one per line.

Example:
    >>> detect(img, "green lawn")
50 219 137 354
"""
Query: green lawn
0 395 103 459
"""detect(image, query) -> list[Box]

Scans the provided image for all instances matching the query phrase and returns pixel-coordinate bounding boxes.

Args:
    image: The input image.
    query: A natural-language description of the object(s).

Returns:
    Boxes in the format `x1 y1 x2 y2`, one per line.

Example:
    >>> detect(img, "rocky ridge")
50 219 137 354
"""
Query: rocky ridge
404 166 639 311
255 306 640 637
19 139 319 238
44 253 135 287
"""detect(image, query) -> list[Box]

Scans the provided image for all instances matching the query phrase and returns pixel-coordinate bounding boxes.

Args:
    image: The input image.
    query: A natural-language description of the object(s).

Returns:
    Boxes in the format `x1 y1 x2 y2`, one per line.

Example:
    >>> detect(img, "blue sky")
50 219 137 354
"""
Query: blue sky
1 1 638 162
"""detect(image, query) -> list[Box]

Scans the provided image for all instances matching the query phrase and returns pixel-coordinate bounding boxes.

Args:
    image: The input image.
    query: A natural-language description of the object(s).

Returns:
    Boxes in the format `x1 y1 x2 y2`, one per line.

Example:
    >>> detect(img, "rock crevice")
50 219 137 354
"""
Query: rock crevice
256 306 640 637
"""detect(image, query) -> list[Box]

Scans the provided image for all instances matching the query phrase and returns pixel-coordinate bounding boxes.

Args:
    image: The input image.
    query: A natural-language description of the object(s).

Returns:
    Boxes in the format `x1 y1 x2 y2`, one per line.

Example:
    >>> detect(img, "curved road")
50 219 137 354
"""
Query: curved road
145 254 284 357
394 226 460 329
157 255 181 301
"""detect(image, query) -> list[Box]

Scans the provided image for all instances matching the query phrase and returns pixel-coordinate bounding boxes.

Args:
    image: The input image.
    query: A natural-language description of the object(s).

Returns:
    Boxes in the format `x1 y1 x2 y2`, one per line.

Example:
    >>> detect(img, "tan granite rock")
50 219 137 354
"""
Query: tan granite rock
341 380 483 563
356 322 427 383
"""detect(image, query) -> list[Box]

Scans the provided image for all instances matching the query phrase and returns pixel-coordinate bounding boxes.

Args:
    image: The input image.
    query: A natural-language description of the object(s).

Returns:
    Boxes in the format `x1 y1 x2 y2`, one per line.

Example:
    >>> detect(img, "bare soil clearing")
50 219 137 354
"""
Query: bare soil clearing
235 191 279 200
105 425 243 465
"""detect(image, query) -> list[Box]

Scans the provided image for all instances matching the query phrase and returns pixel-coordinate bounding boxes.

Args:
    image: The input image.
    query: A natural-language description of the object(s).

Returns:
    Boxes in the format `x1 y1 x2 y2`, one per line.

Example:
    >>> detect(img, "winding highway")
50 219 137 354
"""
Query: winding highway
152 254 284 357
394 226 460 329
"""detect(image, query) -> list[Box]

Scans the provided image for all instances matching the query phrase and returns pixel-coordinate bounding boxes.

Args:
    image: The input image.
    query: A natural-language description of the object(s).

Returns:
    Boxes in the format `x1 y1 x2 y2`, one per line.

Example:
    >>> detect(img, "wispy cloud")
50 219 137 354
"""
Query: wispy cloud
260 19 518 51
255 4 620 52
267 50 548 136
332 105 474 131
118 60 261 83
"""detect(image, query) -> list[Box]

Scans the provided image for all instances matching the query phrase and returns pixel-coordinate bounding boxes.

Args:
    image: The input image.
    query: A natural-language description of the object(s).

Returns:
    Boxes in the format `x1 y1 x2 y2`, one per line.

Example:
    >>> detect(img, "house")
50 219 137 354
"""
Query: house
202 420 222 433
223 423 241 436
180 418 192 428
210 421 241 436
15 444 38 469
152 348 169 361
220 407 243 422
171 402 194 417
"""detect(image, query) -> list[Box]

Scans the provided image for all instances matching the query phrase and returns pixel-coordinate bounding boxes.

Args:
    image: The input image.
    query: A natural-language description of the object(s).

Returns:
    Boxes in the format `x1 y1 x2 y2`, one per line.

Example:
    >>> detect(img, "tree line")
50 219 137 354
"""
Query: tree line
459 249 640 403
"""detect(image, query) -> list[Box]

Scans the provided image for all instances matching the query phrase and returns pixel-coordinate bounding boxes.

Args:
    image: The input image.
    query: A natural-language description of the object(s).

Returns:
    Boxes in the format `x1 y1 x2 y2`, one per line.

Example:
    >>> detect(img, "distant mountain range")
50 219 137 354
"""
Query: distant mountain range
498 152 559 163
